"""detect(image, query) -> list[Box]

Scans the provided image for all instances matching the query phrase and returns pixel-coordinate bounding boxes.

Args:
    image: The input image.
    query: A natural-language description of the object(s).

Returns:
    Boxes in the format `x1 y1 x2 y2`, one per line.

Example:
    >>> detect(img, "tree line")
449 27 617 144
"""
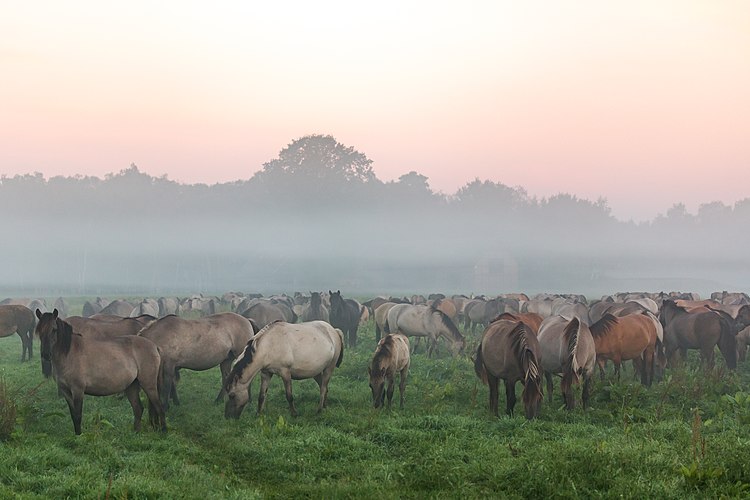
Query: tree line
1 134 748 296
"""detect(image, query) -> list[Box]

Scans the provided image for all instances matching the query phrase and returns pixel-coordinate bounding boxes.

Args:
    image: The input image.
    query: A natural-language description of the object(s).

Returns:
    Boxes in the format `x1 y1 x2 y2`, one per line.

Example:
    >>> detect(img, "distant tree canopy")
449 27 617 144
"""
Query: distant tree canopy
1 133 748 295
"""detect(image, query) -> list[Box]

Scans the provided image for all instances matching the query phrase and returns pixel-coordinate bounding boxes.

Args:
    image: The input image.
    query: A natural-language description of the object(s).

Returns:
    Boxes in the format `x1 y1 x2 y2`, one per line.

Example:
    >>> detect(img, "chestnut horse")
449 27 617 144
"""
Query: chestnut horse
590 313 657 386
474 319 543 419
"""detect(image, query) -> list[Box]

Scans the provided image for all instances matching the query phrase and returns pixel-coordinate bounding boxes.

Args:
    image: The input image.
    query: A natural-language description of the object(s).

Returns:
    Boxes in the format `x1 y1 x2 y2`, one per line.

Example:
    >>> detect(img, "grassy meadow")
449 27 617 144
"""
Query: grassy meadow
2 299 750 498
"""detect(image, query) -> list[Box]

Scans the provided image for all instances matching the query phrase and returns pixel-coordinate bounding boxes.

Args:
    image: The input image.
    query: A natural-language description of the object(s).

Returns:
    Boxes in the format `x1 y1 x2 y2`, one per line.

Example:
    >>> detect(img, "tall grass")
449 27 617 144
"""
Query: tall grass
1 310 750 498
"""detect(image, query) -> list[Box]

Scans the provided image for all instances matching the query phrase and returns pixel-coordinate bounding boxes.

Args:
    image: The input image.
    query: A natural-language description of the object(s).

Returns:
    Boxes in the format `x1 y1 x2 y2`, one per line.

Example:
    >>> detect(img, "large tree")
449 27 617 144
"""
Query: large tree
257 134 376 184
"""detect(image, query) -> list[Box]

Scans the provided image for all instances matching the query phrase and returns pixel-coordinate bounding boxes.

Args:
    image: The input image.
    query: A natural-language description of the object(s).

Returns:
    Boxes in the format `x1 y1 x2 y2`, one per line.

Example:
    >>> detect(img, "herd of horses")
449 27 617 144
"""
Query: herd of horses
1 289 749 434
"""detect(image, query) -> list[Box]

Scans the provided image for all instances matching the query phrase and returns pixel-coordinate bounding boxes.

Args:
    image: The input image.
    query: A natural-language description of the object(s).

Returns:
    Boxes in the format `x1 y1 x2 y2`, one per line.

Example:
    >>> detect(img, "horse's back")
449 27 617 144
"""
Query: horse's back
259 321 340 377
0 305 35 334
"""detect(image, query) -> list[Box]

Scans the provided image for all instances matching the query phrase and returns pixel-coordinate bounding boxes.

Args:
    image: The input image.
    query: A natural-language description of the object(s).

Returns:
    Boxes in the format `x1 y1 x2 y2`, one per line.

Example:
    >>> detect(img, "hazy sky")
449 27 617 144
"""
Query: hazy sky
1 1 748 221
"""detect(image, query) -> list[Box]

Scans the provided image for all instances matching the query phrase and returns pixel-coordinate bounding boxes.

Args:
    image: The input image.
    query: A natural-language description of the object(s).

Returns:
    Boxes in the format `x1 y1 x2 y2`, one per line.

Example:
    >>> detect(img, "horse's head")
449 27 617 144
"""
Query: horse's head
224 374 250 419
522 368 543 420
736 305 750 331
368 365 387 408
35 308 59 377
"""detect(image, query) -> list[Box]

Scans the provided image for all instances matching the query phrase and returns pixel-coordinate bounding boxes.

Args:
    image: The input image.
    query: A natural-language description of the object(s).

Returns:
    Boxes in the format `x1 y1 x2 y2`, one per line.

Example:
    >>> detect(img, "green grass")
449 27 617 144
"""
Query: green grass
2 309 750 498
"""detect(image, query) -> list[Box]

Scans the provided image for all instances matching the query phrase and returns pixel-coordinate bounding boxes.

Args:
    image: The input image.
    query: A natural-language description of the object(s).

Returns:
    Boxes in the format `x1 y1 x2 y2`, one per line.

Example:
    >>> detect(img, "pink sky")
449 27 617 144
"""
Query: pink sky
1 1 748 220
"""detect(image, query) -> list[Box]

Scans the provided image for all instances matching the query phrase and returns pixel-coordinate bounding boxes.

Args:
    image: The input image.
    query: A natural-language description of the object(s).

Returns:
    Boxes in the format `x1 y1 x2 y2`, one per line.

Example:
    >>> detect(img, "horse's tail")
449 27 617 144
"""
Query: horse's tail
473 343 488 384
562 318 581 388
384 317 392 334
335 328 345 367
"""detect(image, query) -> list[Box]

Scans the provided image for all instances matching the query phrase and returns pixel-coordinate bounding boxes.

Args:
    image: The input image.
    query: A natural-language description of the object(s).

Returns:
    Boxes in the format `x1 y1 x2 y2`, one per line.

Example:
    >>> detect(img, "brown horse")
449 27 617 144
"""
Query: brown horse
491 312 543 336
35 309 166 435
537 316 596 409
66 315 155 337
590 313 657 386
660 300 736 370
368 333 410 409
0 304 35 361
138 312 257 409
474 319 543 419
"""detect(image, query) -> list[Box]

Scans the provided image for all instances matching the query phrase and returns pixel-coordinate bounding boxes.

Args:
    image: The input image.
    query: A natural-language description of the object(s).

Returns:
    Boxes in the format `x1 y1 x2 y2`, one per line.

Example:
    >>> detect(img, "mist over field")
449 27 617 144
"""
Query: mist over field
1 135 748 298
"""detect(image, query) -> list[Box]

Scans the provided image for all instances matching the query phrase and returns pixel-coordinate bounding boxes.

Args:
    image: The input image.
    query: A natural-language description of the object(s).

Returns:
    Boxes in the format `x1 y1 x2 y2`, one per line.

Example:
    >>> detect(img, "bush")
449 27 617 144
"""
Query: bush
0 378 18 441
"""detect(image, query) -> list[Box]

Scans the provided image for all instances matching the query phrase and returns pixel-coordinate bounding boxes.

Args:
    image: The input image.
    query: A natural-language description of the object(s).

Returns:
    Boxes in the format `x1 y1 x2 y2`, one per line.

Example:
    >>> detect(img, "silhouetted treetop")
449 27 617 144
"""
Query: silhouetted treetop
255 134 376 184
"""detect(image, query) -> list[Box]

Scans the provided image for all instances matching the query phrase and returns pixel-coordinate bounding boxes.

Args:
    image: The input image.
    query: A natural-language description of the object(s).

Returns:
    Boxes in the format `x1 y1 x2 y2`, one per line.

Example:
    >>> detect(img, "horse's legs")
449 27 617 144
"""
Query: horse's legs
17 331 28 362
544 372 553 404
160 362 177 410
597 357 607 381
641 348 655 387
142 383 167 433
214 358 233 404
375 323 381 342
257 371 272 415
614 361 622 382
64 389 84 435
351 325 358 348
398 367 408 409
487 374 499 417
581 374 592 410
314 367 334 412
504 379 517 417
280 371 297 417
561 373 575 410
124 382 144 432
385 374 395 409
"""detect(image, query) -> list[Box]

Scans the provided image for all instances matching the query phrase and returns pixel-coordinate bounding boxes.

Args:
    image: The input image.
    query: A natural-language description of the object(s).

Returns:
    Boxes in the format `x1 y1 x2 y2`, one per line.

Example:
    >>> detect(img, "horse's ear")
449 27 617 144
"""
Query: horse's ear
35 308 42 319
53 308 58 319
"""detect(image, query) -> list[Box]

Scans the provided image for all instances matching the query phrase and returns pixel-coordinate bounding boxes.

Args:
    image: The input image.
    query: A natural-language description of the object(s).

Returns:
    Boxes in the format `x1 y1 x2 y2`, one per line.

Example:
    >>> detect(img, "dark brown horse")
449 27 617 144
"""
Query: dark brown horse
0 304 35 361
329 291 361 347
35 309 166 435
474 319 543 419
660 300 736 370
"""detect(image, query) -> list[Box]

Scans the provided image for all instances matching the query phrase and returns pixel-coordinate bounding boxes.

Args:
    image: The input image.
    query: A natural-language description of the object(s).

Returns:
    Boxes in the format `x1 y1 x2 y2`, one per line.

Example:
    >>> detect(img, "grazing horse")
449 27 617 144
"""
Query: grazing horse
590 314 657 385
35 309 166 435
241 301 288 329
537 316 596 409
368 333 410 409
224 321 344 418
385 304 465 357
329 291 361 347
0 304 35 361
659 300 736 370
138 312 256 409
474 319 543 419
300 292 329 322
99 300 134 317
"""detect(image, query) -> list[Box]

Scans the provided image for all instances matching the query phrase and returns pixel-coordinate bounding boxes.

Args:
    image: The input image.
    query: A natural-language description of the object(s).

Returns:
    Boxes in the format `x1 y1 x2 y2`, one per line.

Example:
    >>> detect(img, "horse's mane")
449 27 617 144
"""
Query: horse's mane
431 306 463 341
562 317 581 374
55 317 75 355
225 320 280 389
589 314 619 338
135 315 169 336
662 299 690 313
432 297 443 309
372 334 395 370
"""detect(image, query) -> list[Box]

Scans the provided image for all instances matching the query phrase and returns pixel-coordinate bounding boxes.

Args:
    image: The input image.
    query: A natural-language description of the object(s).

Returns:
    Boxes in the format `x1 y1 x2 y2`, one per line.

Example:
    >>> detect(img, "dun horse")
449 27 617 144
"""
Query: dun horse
368 333 410 409
474 319 543 419
138 312 257 409
385 304 464 357
35 309 166 435
224 321 344 418
0 304 35 361
537 316 596 409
